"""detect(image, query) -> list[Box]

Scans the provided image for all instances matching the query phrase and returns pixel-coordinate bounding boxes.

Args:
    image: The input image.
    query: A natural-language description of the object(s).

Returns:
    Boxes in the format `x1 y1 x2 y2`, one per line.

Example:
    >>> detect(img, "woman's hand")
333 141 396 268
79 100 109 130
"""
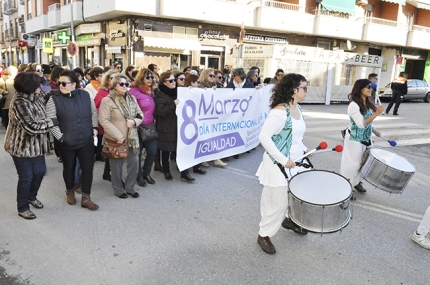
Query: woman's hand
305 149 313 157
126 119 135 128
212 86 217 90
174 99 179 105
284 159 295 168
93 129 98 137
374 131 381 137
375 105 384 115
117 138 125 144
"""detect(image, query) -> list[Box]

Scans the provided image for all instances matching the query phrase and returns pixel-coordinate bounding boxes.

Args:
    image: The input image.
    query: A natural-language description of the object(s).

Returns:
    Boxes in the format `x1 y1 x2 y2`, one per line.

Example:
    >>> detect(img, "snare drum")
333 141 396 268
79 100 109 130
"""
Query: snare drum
288 170 352 234
360 148 415 194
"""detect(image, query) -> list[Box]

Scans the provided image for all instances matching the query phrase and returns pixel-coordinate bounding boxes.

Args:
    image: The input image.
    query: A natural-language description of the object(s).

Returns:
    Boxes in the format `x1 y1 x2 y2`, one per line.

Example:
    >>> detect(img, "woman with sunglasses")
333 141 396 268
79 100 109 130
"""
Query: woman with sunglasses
154 71 195 183
45 70 99 210
256 73 312 255
94 70 119 180
125 65 135 82
249 66 262 87
175 72 186 87
340 79 384 196
27 63 51 93
269 69 284 85
129 68 158 187
99 74 143 198
214 70 224 88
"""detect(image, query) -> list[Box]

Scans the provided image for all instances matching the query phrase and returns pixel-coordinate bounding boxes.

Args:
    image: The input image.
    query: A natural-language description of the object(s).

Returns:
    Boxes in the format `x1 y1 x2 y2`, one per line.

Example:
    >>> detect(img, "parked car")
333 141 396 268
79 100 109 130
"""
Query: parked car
378 79 430 103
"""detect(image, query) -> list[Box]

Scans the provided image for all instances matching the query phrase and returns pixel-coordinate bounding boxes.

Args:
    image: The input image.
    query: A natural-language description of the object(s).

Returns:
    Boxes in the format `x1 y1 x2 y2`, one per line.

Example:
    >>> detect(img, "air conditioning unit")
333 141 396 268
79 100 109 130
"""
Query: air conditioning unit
356 0 368 5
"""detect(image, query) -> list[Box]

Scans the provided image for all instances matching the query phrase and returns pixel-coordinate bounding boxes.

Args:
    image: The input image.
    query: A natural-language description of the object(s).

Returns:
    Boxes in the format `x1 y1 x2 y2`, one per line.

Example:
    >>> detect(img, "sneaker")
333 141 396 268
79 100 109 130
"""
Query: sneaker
354 182 367 193
412 232 430 250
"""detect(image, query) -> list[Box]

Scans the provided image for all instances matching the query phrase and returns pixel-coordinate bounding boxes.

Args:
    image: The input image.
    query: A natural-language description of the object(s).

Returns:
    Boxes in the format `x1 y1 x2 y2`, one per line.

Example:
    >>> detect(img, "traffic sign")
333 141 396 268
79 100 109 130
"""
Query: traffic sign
67 42 78 56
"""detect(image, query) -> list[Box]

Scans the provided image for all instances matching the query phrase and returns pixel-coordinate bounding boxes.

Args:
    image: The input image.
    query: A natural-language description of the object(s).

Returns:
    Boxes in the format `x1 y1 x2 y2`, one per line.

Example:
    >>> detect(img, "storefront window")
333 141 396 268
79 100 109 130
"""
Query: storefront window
279 59 327 87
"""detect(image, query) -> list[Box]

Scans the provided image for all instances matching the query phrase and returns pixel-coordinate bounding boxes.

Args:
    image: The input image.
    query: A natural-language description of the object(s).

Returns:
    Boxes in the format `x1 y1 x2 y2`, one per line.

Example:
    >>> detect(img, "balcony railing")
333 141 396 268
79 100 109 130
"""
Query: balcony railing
364 17 402 28
311 8 350 19
412 25 430 33
263 0 300 11
3 0 18 15
48 3 60 11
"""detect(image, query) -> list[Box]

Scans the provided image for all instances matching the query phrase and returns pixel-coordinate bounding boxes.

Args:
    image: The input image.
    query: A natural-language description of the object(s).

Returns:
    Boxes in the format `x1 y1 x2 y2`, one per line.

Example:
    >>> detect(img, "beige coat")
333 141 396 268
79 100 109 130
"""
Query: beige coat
0 76 16 110
98 91 143 142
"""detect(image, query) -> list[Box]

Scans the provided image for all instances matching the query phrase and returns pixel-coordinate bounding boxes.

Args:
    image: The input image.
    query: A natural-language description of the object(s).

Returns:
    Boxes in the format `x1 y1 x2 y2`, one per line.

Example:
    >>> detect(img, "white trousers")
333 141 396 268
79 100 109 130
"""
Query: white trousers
340 132 366 187
417 206 430 235
258 185 288 238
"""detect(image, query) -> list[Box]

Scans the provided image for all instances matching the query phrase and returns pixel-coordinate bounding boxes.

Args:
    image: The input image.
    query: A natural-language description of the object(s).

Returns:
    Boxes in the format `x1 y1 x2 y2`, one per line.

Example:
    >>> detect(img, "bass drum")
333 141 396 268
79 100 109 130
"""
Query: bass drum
288 170 352 234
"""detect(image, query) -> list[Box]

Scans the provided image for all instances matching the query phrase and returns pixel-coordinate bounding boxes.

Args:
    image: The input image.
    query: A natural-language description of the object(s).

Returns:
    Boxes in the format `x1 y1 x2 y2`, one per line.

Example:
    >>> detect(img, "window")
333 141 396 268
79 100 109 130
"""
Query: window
36 0 40 16
416 80 425 87
317 39 330 50
64 0 71 4
408 81 417 88
407 12 414 30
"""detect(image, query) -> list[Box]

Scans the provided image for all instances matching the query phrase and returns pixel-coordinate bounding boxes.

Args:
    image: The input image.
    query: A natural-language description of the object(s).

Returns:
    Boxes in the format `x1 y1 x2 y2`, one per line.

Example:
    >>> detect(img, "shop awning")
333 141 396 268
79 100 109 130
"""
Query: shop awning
105 46 122 54
322 0 356 14
144 37 201 51
381 0 406 5
417 1 430 10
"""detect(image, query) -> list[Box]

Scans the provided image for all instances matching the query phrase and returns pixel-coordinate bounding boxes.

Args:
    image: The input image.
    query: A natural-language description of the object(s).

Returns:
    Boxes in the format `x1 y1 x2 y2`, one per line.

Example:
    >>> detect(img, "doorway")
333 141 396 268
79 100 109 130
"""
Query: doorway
200 54 220 70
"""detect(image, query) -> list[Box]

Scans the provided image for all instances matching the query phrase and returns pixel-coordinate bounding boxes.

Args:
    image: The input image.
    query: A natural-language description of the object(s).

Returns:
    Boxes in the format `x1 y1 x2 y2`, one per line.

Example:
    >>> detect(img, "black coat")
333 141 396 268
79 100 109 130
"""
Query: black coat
154 89 177 152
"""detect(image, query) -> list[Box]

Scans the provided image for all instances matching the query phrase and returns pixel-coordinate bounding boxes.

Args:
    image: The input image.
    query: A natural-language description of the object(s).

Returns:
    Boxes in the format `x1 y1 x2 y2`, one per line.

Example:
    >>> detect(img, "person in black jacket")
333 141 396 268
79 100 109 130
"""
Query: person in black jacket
45 70 99 210
386 72 407 116
226 68 255 89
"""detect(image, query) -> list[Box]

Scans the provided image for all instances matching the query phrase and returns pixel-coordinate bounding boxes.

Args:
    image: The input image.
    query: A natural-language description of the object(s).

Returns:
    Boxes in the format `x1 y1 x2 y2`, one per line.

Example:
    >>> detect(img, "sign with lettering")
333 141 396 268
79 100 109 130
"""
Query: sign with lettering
199 30 229 41
244 33 287 45
233 44 274 58
75 23 101 36
176 85 272 171
343 54 384 67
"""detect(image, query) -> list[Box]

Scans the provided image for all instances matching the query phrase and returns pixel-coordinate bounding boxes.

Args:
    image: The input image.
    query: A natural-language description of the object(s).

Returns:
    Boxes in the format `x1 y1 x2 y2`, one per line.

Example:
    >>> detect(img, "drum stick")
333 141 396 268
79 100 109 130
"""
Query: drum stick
313 145 343 154
294 142 328 162
379 135 397 147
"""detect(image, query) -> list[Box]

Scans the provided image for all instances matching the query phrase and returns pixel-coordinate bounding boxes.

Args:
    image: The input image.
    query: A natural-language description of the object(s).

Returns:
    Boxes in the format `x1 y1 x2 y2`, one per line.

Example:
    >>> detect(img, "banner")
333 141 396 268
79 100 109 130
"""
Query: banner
176 85 272 171
42 38 53 53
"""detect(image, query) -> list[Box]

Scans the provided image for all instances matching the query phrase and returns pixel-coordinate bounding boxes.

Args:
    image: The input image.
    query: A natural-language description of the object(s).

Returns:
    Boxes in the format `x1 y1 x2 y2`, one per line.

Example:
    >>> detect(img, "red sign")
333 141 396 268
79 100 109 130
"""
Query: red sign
396 55 403 65
18 40 27 47
67 42 78 56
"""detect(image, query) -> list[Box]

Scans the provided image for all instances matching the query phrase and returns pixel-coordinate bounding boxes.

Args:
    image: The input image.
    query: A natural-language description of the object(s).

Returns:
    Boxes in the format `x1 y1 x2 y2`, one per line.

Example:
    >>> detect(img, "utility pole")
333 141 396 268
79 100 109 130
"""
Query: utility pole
70 1 76 69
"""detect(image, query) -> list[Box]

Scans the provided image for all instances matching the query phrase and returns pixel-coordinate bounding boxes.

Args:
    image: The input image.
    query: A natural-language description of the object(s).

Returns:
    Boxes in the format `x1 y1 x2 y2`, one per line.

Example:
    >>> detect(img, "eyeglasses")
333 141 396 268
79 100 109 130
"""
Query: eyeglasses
145 75 154 80
116 66 121 70
117 82 130 87
57 81 73 87
216 76 223 79
296 86 308 92
178 77 185 81
208 74 216 78
36 69 44 72
166 78 177 83
277 73 284 77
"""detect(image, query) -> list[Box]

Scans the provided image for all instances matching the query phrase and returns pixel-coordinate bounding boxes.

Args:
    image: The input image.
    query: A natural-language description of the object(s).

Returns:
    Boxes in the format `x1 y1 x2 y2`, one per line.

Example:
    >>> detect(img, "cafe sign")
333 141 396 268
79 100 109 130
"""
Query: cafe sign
244 33 287 45
199 30 229 41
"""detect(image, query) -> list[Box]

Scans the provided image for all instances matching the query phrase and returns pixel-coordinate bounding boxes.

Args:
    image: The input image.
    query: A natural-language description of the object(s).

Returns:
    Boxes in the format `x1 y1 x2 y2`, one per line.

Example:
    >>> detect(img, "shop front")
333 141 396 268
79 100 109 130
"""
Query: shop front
75 23 104 68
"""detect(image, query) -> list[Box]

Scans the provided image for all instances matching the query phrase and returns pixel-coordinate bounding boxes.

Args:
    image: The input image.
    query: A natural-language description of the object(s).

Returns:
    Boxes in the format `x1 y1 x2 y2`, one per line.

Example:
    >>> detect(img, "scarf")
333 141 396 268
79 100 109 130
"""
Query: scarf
268 103 293 164
139 85 153 96
91 80 101 91
111 90 140 155
233 80 245 89
158 83 177 99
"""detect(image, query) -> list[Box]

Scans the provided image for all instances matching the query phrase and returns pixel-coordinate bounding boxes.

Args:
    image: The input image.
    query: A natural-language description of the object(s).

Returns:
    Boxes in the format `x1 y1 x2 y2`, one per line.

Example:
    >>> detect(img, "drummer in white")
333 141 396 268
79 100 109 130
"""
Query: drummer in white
412 206 430 249
256 73 311 255
340 79 383 195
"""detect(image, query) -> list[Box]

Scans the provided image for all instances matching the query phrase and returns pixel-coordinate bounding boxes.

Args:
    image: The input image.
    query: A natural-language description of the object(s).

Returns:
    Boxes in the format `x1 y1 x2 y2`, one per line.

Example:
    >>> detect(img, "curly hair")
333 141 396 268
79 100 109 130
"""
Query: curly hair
270 73 306 109
348 79 376 115
134 68 155 88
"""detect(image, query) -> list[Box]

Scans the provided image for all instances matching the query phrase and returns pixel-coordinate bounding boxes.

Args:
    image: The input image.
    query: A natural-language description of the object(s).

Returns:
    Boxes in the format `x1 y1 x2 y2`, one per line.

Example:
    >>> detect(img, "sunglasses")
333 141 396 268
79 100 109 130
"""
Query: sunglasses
277 73 284 77
166 78 177 83
116 67 122 69
117 82 130 87
36 69 44 72
366 84 371 89
155 80 159 83
57 81 73 87
178 77 185 81
296 86 308 92
208 74 216 78
216 76 223 79
145 75 154 80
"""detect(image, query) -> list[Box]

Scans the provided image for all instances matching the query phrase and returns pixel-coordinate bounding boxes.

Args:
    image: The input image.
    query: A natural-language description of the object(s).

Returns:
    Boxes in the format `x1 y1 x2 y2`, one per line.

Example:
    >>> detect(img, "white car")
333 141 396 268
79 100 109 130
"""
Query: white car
378 79 430 103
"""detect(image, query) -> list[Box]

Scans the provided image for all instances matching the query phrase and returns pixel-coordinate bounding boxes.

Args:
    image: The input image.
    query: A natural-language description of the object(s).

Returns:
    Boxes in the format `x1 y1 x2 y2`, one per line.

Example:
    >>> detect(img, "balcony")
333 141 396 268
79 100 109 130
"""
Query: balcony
256 1 314 35
312 9 363 40
406 25 430 49
60 2 83 26
362 17 407 46
48 3 62 29
3 0 18 16
83 0 157 21
25 14 51 34
160 0 254 27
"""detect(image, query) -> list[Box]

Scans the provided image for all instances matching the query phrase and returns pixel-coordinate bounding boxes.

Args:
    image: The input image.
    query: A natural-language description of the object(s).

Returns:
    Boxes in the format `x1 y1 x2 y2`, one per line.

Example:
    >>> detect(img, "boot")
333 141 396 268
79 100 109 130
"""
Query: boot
154 159 163 172
102 159 111 181
66 189 76 205
81 193 99 210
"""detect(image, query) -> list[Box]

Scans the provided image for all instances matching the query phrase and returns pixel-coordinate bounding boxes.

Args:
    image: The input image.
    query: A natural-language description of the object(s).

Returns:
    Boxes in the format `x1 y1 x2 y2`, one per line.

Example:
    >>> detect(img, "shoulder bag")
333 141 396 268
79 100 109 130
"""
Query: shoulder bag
139 122 158 142
101 136 128 159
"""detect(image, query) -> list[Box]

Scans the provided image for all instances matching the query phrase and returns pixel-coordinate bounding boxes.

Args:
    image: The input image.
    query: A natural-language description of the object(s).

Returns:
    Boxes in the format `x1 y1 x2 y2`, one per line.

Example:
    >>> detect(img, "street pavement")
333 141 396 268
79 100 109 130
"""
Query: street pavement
0 99 429 285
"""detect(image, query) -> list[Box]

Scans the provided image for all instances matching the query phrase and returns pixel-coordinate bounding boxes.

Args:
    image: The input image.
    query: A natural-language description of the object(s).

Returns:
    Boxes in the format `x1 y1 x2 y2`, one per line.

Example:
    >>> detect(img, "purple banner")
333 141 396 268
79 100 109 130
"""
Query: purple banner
194 132 244 159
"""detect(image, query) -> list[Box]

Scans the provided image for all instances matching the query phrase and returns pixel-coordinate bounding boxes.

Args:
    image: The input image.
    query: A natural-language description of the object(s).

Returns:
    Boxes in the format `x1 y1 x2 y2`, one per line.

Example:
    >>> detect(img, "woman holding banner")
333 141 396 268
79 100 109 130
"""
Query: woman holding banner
154 71 196 183
256 73 310 255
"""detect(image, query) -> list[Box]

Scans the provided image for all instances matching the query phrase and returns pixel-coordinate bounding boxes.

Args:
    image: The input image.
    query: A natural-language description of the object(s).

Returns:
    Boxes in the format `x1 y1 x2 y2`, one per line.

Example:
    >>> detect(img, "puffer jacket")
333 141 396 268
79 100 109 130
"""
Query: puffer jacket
4 92 54 157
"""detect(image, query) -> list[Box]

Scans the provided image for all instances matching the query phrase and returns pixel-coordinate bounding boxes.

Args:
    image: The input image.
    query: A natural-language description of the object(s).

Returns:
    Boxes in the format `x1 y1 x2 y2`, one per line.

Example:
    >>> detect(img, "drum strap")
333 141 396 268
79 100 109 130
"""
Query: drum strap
276 163 290 180
276 157 314 180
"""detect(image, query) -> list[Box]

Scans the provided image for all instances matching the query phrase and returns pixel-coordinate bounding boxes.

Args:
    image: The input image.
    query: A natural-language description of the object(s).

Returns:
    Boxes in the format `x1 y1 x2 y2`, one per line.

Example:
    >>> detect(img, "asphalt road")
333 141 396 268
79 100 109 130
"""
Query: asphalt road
0 100 429 285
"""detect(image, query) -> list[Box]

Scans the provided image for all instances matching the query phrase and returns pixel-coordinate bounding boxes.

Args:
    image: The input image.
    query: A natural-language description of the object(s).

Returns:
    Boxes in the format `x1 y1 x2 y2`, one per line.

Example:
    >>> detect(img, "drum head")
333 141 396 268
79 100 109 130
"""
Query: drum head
370 148 415 172
289 170 351 205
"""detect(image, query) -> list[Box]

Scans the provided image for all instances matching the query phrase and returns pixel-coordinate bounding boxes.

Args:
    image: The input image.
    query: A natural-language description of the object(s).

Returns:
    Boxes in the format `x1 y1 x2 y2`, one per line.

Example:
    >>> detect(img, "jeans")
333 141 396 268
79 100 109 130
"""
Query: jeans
12 155 46 212
137 134 157 179
57 140 95 194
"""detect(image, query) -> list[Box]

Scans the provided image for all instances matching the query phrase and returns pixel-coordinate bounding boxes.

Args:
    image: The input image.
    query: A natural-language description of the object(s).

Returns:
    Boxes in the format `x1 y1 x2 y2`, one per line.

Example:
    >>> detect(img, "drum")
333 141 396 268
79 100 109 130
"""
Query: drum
288 170 352 234
360 148 415 194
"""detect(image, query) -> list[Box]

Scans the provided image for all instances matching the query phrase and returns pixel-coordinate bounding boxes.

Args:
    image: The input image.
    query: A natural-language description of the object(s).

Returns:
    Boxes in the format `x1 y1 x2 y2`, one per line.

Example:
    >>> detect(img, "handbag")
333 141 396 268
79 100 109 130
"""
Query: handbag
139 122 158 142
101 136 128 159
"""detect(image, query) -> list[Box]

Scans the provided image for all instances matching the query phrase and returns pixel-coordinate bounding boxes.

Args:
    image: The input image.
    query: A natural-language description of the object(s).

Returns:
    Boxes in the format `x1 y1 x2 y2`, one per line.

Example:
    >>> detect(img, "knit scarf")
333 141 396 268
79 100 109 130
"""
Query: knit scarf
139 85 153 96
91 80 101 91
158 83 177 99
111 90 140 155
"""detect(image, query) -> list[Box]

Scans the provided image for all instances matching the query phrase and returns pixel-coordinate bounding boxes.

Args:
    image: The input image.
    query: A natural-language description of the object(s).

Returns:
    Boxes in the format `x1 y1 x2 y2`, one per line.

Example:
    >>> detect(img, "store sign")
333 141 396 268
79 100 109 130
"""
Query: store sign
57 31 71 44
273 45 345 63
76 38 101 46
244 33 287 45
75 23 102 36
232 44 274 58
199 30 229 41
